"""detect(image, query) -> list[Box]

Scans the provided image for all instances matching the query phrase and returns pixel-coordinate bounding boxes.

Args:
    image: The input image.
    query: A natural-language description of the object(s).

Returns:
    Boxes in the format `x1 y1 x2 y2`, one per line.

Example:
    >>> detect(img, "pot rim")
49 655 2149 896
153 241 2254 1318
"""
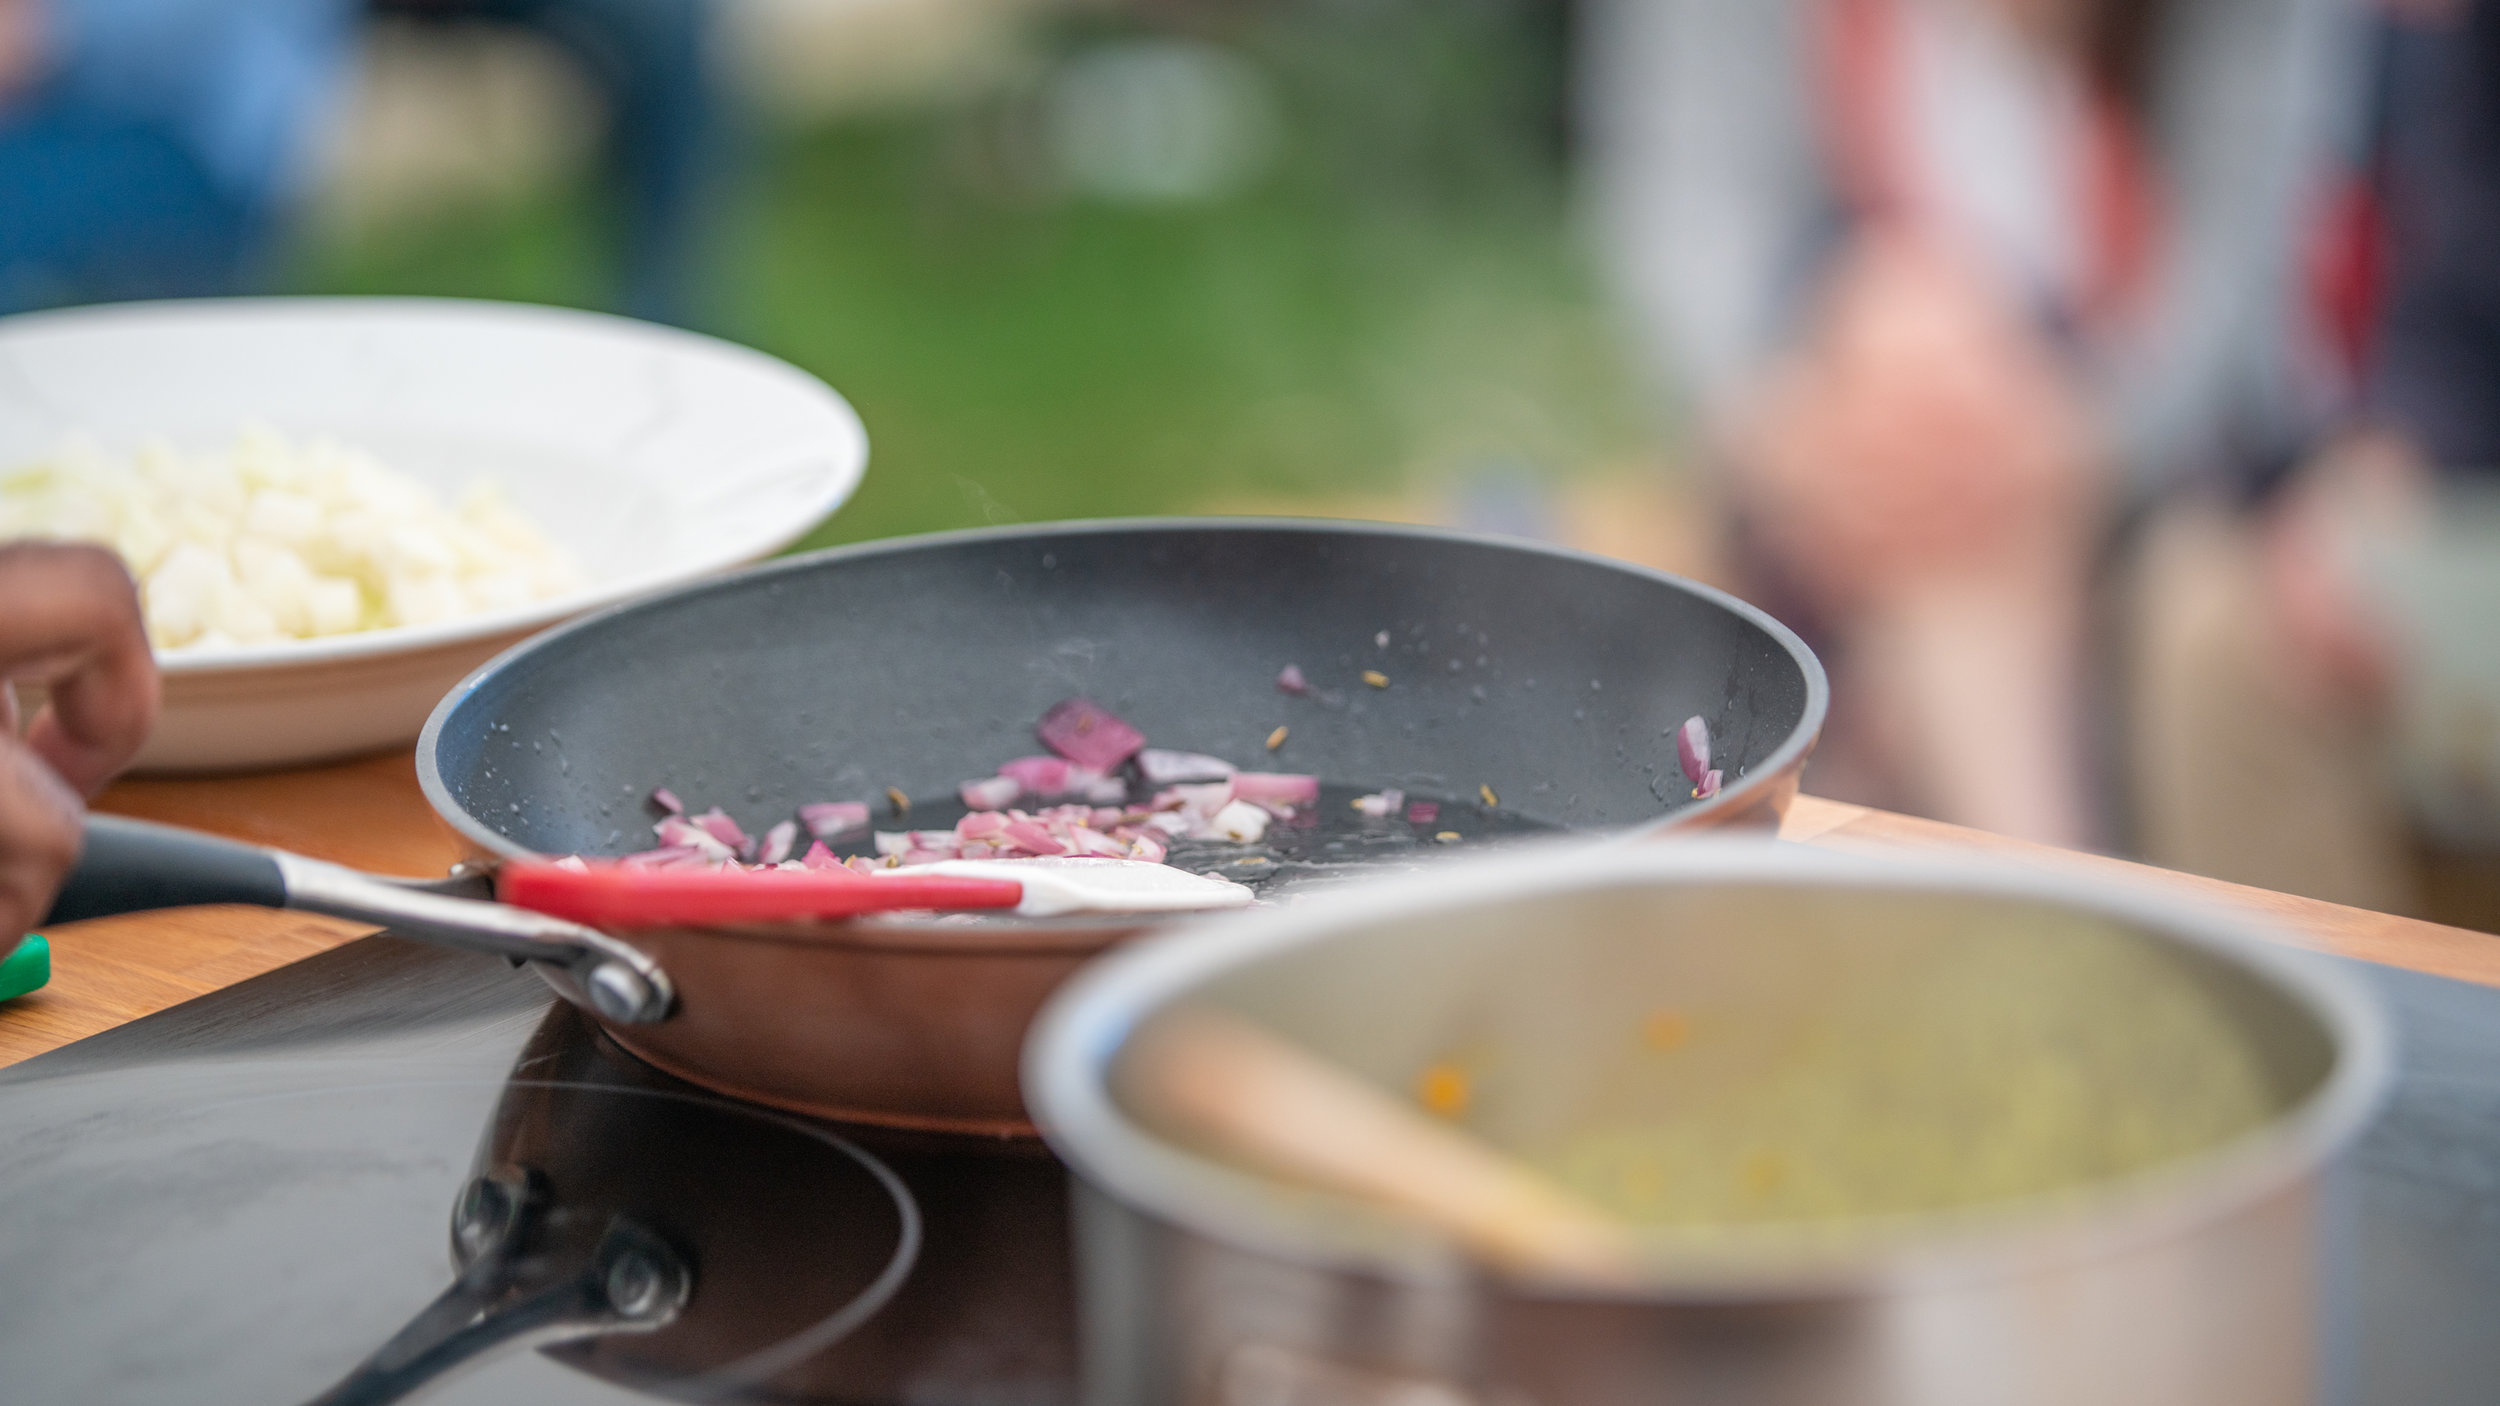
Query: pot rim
1021 838 2393 1302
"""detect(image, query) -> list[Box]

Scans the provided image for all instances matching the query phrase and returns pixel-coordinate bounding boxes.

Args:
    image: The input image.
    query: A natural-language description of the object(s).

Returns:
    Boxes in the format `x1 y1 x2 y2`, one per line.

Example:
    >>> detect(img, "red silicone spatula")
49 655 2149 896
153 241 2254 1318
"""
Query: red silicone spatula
497 855 1256 928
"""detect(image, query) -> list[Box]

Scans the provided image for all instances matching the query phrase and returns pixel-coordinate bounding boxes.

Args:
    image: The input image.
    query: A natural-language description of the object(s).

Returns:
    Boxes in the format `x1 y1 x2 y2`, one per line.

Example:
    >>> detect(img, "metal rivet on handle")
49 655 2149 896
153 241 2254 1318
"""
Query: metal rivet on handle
586 963 656 1024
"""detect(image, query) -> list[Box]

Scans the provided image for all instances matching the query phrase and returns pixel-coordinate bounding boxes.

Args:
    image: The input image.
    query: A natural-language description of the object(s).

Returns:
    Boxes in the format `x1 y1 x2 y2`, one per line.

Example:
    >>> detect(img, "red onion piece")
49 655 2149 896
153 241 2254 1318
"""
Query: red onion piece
1698 769 1723 799
654 816 735 861
961 774 1023 810
798 801 871 841
1406 800 1439 825
1070 766 1130 803
799 841 844 871
1067 827 1129 858
690 808 750 852
998 755 1071 794
619 844 704 868
1002 820 1068 856
1676 715 1712 787
1352 788 1405 818
649 787 684 816
1036 697 1146 772
1276 664 1310 696
873 831 912 857
1127 832 1168 863
759 820 799 866
1234 772 1320 806
957 809 1010 841
1208 799 1272 843
1161 780 1235 817
1138 748 1236 784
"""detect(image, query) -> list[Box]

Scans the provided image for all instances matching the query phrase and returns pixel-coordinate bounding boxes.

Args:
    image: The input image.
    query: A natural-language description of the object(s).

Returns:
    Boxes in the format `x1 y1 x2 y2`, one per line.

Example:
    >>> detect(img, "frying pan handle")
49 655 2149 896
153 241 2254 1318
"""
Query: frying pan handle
41 815 676 1026
44 813 287 922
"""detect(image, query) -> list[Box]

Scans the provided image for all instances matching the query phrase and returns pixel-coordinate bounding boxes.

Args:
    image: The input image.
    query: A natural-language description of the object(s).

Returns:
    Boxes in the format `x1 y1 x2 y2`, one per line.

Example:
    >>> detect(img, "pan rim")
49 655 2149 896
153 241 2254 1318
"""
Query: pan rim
415 515 1830 894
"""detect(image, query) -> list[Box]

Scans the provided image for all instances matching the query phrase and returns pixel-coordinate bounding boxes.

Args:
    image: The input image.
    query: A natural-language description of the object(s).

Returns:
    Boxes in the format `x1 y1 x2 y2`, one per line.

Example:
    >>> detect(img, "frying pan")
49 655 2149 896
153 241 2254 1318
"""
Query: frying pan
51 520 1824 1138
417 519 1824 1135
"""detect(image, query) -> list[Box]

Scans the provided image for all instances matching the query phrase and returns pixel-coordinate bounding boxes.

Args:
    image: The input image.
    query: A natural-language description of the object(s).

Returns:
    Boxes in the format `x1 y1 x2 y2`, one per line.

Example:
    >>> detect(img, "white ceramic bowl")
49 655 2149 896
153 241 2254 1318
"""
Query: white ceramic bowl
0 297 867 772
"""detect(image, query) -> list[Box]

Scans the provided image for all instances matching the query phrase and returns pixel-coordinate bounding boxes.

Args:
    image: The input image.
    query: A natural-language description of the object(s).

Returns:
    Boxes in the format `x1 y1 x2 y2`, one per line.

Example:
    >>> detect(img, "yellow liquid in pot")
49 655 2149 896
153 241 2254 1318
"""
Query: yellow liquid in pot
1513 932 2284 1227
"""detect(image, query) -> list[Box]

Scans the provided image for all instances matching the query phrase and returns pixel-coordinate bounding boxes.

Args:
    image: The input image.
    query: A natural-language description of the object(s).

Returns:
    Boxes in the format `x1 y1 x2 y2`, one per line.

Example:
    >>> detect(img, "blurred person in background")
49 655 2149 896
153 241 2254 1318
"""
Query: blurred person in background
369 0 726 326
1582 0 2351 851
2132 0 2500 915
0 0 723 324
0 0 356 311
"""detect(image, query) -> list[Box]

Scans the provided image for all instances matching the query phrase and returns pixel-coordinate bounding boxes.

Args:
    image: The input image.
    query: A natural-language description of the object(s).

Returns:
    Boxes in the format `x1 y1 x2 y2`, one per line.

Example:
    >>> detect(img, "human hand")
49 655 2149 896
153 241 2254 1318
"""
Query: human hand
1725 231 2101 611
0 542 159 939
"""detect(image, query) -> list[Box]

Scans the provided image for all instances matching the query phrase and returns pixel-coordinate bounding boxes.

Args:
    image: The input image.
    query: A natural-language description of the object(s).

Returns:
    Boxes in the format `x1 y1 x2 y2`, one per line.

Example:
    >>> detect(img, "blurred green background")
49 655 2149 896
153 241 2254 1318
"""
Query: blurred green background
286 0 1663 552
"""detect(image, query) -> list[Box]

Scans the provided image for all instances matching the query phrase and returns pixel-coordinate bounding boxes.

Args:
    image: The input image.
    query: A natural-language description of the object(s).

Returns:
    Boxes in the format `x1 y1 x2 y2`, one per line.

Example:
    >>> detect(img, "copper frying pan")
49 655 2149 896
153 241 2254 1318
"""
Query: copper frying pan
54 520 1825 1138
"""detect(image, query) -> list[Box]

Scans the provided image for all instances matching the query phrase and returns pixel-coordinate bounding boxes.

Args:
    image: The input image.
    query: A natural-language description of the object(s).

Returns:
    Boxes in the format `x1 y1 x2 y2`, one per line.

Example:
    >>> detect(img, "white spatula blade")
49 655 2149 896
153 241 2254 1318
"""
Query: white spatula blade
882 857 1257 915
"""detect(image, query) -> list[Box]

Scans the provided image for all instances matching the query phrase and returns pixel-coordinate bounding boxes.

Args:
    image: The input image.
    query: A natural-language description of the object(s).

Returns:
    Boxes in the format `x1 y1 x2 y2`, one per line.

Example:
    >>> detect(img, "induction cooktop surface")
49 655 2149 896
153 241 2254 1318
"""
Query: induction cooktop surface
7 928 2500 1404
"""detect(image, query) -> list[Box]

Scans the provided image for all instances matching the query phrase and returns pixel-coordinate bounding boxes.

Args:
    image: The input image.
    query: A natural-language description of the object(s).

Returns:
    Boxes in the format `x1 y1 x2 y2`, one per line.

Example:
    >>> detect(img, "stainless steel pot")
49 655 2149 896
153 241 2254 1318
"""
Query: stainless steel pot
1023 843 2391 1406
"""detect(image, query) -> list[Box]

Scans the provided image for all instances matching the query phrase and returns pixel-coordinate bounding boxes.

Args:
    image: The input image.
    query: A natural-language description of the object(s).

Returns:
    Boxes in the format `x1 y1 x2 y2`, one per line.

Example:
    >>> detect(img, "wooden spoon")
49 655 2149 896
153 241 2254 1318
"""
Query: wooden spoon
1116 1006 1642 1286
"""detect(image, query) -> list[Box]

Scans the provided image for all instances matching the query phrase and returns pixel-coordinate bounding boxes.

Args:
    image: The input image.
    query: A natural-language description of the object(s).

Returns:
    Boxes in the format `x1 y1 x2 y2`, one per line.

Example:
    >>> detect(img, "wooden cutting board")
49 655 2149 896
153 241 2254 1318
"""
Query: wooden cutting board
3 749 2493 1069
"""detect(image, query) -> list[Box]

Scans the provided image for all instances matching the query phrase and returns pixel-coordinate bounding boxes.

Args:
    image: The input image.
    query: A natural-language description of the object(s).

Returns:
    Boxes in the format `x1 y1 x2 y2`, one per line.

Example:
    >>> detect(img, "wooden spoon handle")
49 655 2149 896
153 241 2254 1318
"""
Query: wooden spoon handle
1117 1007 1639 1285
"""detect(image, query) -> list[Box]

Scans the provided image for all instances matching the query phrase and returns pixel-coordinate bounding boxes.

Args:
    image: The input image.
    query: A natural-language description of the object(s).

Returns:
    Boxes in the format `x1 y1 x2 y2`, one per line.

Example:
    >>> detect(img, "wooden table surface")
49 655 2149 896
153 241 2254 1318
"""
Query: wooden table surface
4 752 2494 1069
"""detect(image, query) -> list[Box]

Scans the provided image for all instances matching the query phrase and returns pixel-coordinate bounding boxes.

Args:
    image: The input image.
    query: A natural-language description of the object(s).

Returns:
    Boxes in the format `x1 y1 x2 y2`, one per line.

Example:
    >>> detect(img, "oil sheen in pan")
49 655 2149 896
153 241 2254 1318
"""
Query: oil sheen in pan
827 782 1560 900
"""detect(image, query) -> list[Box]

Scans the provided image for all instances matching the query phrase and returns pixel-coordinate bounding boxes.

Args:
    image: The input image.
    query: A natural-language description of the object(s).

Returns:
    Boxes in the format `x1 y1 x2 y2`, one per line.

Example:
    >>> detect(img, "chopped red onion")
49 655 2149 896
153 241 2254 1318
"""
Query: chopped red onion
1137 748 1236 783
649 787 684 816
1067 827 1129 858
1002 820 1068 856
798 801 871 841
1160 780 1235 816
1209 799 1272 843
1276 664 1310 696
1036 697 1146 772
1676 715 1712 787
758 820 799 866
1127 832 1168 863
960 774 1023 810
619 845 704 869
799 841 845 871
1406 800 1440 825
873 831 913 857
1698 769 1723 799
1233 772 1320 807
654 816 736 862
998 754 1071 794
1072 766 1130 803
957 810 1011 841
690 807 750 852
1352 788 1405 818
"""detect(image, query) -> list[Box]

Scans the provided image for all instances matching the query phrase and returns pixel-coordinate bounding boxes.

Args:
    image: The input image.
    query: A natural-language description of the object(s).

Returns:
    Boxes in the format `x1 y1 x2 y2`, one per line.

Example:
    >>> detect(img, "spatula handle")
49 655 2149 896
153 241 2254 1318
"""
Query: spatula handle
496 862 1026 927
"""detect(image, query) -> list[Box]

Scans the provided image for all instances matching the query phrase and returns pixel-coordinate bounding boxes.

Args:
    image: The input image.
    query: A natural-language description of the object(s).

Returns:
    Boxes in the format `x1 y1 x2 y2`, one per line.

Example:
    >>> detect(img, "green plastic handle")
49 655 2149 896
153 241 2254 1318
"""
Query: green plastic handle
1 933 51 1001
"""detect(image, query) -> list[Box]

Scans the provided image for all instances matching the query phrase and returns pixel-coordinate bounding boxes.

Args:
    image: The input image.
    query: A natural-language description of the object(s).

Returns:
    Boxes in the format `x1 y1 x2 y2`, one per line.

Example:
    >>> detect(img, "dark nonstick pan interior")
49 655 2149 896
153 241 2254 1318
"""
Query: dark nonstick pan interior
419 520 1826 868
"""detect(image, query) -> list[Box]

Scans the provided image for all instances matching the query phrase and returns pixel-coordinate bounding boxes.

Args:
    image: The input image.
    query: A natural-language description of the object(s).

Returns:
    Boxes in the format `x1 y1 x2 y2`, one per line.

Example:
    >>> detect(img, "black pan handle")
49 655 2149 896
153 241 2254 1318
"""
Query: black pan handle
38 815 675 1025
44 814 287 924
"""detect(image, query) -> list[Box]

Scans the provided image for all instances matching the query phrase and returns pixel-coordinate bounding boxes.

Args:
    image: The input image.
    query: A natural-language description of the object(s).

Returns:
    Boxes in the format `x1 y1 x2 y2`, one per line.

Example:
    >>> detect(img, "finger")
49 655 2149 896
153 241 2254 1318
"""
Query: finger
0 736 82 939
0 543 159 795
